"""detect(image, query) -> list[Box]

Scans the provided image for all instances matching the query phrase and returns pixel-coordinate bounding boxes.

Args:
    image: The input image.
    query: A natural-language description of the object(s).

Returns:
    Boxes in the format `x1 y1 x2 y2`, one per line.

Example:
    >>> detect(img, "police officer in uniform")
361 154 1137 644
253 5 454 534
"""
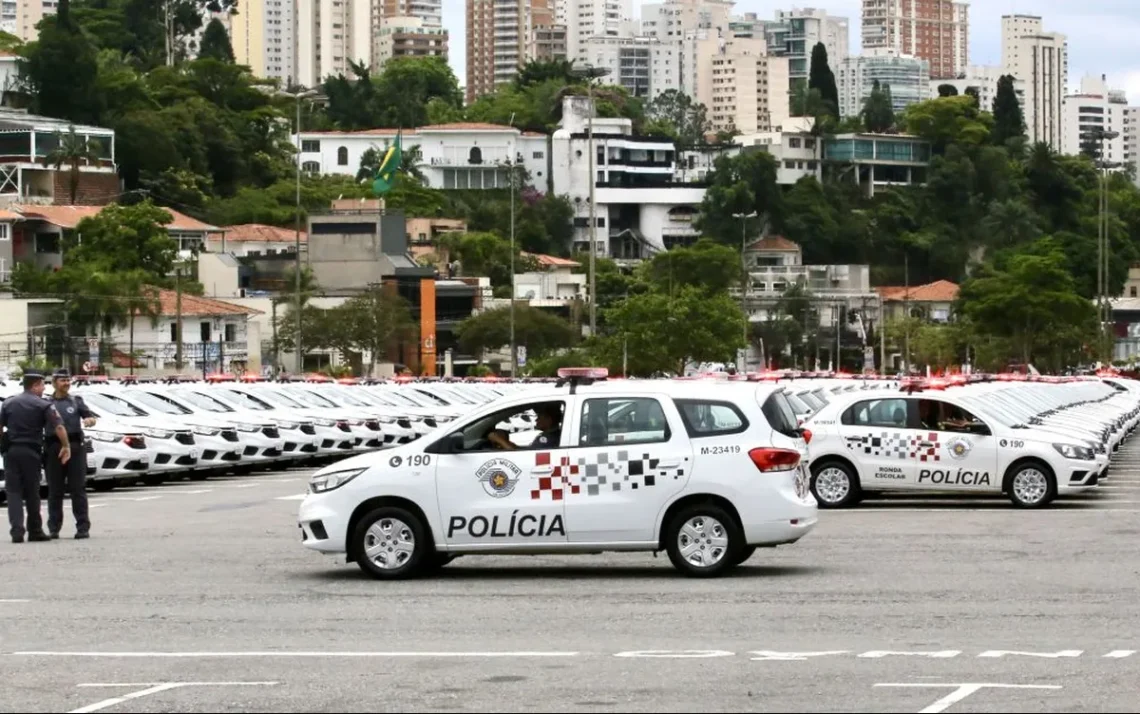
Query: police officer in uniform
45 369 95 539
0 372 70 543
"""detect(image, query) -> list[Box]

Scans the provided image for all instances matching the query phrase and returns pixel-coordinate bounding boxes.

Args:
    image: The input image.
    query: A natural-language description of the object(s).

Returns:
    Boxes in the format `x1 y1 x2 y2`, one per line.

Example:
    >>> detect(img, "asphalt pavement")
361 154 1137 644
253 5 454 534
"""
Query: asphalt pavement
3 443 1140 714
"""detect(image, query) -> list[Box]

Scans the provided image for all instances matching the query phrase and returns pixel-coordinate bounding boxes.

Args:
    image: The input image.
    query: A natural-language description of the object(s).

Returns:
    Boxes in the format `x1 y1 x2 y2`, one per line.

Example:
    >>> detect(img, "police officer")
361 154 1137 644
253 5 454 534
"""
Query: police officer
0 372 70 543
45 369 95 539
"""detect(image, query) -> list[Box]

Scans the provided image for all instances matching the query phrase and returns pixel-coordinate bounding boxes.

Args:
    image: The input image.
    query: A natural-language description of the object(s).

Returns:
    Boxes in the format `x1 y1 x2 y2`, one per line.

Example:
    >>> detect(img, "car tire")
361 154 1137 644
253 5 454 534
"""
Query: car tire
353 506 430 580
809 459 862 508
1006 461 1057 509
731 545 757 566
664 503 743 578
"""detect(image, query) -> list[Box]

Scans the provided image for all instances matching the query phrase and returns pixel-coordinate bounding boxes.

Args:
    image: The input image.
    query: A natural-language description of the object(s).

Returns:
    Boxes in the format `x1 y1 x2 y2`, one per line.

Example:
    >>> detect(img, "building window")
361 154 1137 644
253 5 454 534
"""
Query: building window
469 147 482 164
301 139 320 152
200 322 211 342
224 324 237 343
337 147 348 165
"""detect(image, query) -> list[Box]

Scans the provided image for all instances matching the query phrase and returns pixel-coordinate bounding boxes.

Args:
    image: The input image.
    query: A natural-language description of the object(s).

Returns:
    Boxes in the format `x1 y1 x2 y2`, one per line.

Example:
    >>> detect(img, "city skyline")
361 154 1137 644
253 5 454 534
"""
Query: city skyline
440 0 1140 105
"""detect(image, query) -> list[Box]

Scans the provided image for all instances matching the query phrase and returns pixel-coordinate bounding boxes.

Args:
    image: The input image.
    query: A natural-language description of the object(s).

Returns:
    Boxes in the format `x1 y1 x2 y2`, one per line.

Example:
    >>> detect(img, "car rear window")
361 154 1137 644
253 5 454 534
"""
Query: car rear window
761 391 800 438
674 399 749 437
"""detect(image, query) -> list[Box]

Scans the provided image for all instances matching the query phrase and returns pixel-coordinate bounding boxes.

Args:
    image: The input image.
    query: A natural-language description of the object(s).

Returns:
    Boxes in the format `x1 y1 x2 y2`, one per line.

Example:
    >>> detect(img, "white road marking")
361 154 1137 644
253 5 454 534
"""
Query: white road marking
19 650 581 658
614 650 733 658
163 490 213 495
859 651 961 659
874 683 1061 714
71 682 278 714
88 504 107 509
977 650 1082 658
0 599 30 603
276 495 306 501
125 496 160 502
1105 650 1137 658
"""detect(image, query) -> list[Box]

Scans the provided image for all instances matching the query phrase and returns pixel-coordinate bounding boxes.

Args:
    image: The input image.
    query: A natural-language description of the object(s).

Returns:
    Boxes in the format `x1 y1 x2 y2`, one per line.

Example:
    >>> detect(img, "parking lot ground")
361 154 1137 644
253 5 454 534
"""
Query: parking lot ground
5 444 1140 713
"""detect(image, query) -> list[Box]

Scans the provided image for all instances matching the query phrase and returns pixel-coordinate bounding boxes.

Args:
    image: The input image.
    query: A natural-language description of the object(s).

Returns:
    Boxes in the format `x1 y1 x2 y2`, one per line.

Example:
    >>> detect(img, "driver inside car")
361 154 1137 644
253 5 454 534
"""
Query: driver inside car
487 403 563 450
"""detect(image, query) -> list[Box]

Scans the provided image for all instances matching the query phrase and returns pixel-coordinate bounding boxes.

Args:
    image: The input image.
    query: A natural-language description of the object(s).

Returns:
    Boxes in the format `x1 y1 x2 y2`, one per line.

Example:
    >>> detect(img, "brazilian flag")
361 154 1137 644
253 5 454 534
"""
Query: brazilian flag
372 130 403 195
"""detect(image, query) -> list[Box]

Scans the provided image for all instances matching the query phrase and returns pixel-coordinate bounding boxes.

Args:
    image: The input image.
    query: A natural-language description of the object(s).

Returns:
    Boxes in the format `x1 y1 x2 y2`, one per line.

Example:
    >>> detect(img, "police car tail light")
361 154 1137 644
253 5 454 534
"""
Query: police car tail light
748 447 801 473
801 428 813 444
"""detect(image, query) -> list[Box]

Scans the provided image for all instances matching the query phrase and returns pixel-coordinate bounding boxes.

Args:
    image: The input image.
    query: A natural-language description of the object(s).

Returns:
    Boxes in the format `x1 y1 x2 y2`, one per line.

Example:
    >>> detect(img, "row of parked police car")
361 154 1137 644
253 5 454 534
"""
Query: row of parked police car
0 374 534 494
289 367 1140 580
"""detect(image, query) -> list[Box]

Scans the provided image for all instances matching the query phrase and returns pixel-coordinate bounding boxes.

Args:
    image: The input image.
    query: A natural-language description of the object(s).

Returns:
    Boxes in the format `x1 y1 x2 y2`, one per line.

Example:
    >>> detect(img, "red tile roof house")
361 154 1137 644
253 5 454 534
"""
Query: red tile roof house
875 280 960 322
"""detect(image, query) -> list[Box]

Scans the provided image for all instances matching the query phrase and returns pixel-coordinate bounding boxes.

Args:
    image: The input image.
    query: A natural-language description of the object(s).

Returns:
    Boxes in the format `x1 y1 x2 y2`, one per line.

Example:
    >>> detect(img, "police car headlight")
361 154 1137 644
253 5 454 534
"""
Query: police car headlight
378 416 396 424
313 418 336 427
274 420 300 430
309 468 365 494
87 430 118 442
236 424 259 432
436 415 454 423
192 425 220 436
144 427 173 439
1053 443 1094 460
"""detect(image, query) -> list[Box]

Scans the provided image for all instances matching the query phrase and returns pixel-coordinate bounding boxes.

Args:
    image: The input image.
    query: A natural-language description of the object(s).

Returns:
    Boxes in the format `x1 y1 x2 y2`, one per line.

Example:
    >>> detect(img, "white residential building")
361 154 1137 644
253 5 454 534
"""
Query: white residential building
552 95 703 257
564 0 633 62
1063 74 1135 172
764 7 850 89
837 49 930 119
466 0 562 103
373 16 449 71
295 123 551 191
695 35 790 135
581 35 664 99
1001 14 1068 151
295 0 372 88
928 65 1021 113
641 0 734 98
230 0 298 86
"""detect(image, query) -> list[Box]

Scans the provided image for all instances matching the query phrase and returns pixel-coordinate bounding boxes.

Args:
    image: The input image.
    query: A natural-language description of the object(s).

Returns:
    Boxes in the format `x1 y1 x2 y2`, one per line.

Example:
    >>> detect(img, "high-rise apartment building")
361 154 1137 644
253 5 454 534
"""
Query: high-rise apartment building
563 0 632 62
696 36 790 135
582 35 676 98
837 49 930 118
373 16 449 70
1001 14 1067 150
379 0 444 29
862 0 968 80
764 7 849 88
1062 74 1133 171
2 0 56 42
231 0 296 83
466 0 564 104
295 0 372 88
641 0 733 99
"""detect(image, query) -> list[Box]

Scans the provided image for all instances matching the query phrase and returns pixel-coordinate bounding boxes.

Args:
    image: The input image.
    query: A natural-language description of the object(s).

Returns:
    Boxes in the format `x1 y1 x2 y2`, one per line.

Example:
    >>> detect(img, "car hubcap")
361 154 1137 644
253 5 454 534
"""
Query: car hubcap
364 518 415 569
1013 469 1048 504
678 515 729 568
816 467 850 503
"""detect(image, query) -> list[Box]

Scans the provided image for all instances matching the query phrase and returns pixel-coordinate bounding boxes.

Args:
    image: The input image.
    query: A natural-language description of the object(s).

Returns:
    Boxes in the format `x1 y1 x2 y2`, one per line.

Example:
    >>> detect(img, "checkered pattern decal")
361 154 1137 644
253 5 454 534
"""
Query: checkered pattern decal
844 432 941 462
530 450 689 501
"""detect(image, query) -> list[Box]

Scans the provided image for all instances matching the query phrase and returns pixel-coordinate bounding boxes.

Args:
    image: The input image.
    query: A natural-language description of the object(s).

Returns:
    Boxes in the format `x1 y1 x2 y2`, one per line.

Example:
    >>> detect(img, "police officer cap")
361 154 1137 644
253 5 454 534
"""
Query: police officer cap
52 368 71 379
21 371 44 387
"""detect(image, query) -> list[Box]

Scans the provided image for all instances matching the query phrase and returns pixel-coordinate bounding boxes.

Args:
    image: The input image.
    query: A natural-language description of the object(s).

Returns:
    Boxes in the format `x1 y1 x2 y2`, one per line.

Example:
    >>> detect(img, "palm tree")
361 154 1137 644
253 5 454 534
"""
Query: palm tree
42 125 102 204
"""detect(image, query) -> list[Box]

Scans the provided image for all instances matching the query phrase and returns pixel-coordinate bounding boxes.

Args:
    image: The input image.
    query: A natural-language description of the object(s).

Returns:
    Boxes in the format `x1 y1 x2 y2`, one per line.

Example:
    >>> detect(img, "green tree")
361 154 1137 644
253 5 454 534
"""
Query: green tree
41 125 104 204
18 0 103 124
339 286 420 375
641 238 740 295
991 74 1025 147
901 95 993 154
440 231 539 292
956 238 1096 366
694 151 782 244
593 286 746 376
66 201 181 282
455 305 576 362
197 17 234 62
937 84 959 97
807 42 839 119
861 79 895 133
644 89 711 146
322 56 463 130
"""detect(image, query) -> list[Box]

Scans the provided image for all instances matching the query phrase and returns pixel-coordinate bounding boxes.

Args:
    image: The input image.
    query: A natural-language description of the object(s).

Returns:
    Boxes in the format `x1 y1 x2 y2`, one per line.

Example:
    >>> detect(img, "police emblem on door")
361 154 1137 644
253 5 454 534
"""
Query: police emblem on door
477 458 521 498
946 437 972 460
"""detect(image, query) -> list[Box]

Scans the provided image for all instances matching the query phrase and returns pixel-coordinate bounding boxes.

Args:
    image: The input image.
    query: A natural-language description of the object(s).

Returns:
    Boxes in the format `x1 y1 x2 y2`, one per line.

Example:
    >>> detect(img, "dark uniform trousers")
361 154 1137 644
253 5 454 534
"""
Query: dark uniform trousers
45 438 89 535
5 444 45 539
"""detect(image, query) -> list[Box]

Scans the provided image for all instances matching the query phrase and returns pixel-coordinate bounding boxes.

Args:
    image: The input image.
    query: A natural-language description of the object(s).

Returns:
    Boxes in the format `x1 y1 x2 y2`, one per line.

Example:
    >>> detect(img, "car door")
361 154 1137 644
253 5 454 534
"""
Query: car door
911 397 999 491
839 396 920 488
432 396 573 547
561 392 691 544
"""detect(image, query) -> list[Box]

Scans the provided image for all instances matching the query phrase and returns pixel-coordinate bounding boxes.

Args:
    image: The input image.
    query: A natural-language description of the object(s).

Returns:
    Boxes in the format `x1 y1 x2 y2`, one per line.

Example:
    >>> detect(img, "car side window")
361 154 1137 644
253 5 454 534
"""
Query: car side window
674 399 749 437
579 397 670 447
842 398 909 428
917 398 985 434
448 399 567 452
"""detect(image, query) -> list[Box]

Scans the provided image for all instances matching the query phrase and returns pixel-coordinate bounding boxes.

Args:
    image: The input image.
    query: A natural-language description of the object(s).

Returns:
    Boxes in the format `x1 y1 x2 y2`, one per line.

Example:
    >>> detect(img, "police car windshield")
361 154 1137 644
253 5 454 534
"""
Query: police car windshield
958 395 1020 427
246 387 306 409
322 386 371 407
798 392 825 410
350 389 400 407
785 393 812 414
410 388 459 406
220 388 274 411
169 388 235 413
762 390 800 437
82 391 148 417
123 390 193 415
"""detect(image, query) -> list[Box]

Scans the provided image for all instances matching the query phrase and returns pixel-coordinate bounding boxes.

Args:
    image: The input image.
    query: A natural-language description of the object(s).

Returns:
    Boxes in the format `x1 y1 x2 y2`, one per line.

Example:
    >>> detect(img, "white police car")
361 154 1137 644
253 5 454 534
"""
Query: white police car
297 368 818 579
803 380 1104 508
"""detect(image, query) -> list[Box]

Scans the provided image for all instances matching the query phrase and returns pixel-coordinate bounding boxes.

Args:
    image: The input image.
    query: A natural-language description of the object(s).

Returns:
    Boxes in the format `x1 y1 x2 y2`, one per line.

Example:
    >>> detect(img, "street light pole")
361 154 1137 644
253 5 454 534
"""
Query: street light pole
733 210 757 362
572 65 609 337
294 90 303 375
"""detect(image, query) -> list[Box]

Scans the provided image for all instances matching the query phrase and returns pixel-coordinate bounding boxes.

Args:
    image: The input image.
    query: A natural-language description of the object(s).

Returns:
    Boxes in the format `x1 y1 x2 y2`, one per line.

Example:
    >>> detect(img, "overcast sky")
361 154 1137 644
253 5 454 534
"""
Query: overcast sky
440 0 1140 103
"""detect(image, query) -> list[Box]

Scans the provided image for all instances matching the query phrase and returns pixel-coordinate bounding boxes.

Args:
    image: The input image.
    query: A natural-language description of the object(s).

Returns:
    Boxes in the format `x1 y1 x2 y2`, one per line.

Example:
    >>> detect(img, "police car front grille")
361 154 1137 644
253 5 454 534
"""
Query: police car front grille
262 427 280 438
397 419 412 429
425 419 437 428
300 424 316 435
365 420 381 431
175 432 195 445
221 430 239 442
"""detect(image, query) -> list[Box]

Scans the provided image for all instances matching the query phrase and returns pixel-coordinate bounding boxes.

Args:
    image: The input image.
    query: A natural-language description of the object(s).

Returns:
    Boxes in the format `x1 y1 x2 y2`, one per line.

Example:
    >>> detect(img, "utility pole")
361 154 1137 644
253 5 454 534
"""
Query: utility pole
508 112 518 376
175 267 183 370
903 251 910 375
574 65 609 337
733 211 758 360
